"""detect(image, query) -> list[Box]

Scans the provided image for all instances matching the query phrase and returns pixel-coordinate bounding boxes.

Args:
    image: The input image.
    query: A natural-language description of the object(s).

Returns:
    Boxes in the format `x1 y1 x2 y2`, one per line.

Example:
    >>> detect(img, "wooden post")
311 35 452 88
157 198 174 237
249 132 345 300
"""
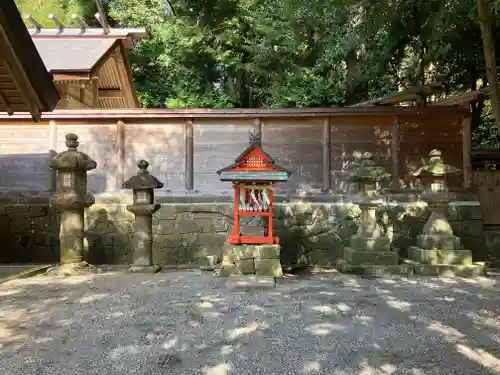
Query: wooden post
391 116 400 187
116 120 125 190
48 120 57 192
253 118 262 142
91 77 100 108
322 117 331 192
185 119 194 190
462 114 472 188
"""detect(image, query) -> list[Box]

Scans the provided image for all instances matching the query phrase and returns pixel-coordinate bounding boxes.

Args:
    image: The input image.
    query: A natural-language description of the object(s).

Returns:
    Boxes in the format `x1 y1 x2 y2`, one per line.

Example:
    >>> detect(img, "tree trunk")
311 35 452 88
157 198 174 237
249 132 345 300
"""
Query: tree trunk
477 0 500 129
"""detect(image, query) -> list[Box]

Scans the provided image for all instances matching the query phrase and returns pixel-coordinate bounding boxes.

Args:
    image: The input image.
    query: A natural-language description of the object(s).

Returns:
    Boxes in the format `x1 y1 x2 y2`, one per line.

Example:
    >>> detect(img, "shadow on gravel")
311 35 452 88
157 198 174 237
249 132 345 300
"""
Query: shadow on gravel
0 271 499 374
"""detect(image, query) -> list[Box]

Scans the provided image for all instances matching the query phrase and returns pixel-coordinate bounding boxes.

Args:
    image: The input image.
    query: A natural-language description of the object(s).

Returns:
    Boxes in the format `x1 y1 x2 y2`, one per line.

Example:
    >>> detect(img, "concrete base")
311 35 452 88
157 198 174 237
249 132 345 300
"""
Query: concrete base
219 243 283 277
128 264 161 273
225 276 276 291
408 246 473 265
342 247 399 265
416 234 460 250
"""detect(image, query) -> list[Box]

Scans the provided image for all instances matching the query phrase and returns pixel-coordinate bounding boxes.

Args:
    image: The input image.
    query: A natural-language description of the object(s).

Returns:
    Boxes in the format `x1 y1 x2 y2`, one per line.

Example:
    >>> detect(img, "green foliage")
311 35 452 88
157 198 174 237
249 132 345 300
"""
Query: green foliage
15 0 500 146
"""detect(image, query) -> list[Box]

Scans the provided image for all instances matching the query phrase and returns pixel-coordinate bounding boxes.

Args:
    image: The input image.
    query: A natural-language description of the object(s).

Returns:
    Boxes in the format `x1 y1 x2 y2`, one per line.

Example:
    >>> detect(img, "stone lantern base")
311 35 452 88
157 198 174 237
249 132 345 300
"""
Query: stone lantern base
218 243 283 277
406 233 486 277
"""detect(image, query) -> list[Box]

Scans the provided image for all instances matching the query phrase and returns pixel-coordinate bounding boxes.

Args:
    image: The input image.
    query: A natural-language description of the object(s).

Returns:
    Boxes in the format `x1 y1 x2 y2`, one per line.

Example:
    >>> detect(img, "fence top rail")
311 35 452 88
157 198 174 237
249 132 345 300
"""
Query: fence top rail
0 106 468 121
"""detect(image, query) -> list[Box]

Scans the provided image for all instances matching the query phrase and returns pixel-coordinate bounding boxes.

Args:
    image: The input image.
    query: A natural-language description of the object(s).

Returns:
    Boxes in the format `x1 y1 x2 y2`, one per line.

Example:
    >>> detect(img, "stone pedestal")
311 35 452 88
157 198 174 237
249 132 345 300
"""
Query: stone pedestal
405 201 486 277
406 150 486 277
219 243 283 277
126 204 162 273
338 198 399 275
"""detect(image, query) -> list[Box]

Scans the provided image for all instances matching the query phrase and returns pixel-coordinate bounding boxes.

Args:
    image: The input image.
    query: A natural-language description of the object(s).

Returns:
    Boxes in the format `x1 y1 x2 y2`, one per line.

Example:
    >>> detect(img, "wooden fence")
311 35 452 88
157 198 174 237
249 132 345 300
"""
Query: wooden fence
0 107 469 196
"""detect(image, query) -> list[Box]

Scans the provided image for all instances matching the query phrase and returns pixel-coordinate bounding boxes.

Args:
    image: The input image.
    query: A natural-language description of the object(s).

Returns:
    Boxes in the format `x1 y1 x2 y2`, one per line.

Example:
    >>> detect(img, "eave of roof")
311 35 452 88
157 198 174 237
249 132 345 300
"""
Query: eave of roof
0 0 60 115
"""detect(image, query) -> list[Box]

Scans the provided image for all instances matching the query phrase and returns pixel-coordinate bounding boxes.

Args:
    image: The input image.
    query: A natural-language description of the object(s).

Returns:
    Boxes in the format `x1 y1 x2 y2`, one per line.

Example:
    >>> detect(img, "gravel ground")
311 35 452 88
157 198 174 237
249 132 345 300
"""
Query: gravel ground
1 270 500 375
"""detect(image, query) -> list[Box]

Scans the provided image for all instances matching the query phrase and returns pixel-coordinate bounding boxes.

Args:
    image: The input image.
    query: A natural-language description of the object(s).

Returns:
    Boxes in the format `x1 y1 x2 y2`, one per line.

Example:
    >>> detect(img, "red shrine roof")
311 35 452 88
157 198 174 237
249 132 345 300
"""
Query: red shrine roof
217 133 292 182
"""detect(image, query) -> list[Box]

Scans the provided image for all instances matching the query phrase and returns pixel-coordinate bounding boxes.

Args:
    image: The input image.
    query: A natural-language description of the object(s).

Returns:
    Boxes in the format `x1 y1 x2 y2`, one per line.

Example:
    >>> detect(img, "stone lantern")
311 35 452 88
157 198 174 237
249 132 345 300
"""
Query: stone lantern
413 149 461 246
50 133 97 270
337 152 397 273
123 160 164 273
406 150 486 276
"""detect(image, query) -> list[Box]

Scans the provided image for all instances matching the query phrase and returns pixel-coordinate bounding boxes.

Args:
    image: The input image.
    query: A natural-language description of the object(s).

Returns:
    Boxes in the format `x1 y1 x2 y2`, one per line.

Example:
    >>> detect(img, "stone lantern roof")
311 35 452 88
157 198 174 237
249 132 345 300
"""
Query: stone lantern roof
412 149 461 178
349 152 391 182
123 160 164 190
51 133 97 171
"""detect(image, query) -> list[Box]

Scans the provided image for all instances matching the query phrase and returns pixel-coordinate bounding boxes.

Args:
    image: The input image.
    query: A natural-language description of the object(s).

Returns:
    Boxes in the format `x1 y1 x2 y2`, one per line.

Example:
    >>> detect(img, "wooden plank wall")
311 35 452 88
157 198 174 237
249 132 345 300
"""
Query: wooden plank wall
55 124 118 194
262 118 323 194
0 125 51 191
398 115 463 187
193 119 253 194
125 122 185 192
331 116 392 192
0 113 465 195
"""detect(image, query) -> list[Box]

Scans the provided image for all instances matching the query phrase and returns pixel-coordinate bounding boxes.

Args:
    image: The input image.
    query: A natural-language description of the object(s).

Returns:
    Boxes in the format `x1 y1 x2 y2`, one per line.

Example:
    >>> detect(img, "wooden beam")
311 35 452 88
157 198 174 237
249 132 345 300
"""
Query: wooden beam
322 117 331 192
0 88 13 115
48 120 57 192
391 116 400 187
116 120 125 189
112 50 136 108
0 34 41 120
253 117 262 139
92 76 99 108
98 89 123 98
185 119 194 190
462 115 472 188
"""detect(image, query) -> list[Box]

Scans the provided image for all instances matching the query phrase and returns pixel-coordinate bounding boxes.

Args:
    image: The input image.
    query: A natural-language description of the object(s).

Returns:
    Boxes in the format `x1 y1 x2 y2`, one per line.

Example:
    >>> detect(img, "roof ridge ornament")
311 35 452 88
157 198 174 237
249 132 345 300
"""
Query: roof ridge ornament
248 131 261 146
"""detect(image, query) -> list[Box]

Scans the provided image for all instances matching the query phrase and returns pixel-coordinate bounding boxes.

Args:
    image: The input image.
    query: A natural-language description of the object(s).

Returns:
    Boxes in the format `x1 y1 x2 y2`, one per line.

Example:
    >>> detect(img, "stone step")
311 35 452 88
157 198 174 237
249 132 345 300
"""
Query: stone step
342 247 399 265
336 259 487 278
336 259 413 276
407 246 473 265
403 260 487 277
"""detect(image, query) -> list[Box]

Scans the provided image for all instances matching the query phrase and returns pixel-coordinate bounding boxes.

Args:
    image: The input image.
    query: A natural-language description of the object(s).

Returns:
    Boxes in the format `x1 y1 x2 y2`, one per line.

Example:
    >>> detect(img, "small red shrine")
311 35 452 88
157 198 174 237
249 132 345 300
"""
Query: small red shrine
217 132 291 245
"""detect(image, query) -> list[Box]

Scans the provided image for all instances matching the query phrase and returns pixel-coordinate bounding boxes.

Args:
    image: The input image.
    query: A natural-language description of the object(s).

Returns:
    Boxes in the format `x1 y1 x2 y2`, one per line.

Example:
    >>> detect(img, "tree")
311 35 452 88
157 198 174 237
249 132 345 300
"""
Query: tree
477 0 500 130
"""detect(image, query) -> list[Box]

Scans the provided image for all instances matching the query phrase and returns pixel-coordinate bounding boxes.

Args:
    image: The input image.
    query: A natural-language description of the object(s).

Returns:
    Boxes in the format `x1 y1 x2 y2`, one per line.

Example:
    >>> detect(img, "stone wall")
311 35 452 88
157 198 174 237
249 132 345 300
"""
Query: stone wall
0 194 488 266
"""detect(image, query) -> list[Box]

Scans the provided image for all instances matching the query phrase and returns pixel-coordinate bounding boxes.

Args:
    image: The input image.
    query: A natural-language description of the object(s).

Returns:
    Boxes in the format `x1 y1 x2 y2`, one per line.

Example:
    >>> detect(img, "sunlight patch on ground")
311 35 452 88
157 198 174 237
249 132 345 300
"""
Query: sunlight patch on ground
202 362 232 375
456 343 500 371
305 322 346 336
227 322 266 341
302 360 321 373
79 293 109 304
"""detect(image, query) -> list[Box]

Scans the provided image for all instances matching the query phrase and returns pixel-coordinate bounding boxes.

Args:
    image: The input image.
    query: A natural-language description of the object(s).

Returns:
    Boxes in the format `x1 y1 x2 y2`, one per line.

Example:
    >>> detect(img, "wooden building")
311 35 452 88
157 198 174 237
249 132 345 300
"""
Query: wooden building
28 25 146 109
0 0 59 120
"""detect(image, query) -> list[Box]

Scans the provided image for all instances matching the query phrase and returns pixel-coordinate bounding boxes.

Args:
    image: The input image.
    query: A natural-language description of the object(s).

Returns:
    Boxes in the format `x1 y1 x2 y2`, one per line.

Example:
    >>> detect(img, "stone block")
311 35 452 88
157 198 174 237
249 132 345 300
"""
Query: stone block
226 276 276 291
408 261 486 278
128 265 161 273
350 235 390 252
407 246 473 265
336 259 413 276
342 247 398 265
416 234 460 250
457 204 482 221
461 220 484 237
485 231 500 258
219 262 242 277
199 255 219 271
234 258 255 274
221 244 280 262
254 258 283 277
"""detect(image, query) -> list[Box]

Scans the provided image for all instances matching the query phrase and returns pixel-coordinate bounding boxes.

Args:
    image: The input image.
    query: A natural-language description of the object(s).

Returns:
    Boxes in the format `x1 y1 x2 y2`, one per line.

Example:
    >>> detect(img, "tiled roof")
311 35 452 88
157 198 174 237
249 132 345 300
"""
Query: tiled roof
33 38 117 72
